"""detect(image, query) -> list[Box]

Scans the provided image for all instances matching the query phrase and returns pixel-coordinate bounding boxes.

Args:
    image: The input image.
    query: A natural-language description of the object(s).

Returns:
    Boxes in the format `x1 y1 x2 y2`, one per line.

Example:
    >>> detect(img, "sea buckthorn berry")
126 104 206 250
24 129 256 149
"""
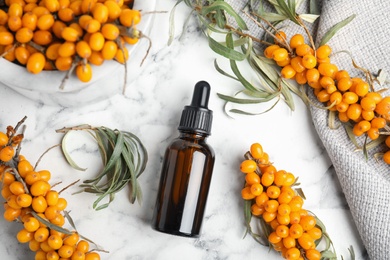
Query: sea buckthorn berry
24 217 40 232
289 34 304 49
266 185 280 199
285 247 300 260
16 193 32 207
283 172 295 186
30 180 50 196
264 45 280 59
0 131 9 146
91 3 108 24
32 30 52 45
342 92 359 105
319 76 334 88
360 96 376 111
274 170 287 186
295 44 311 56
274 30 287 44
0 146 15 162
277 213 290 225
48 234 63 250
375 96 390 116
101 23 119 40
276 224 289 238
371 117 386 129
56 197 67 211
336 101 349 113
275 55 290 67
89 32 105 51
250 143 263 159
298 233 315 250
26 52 45 74
3 207 21 221
261 172 274 187
307 227 322 240
290 56 305 73
355 81 370 97
272 48 288 62
119 9 141 26
367 127 379 140
50 213 65 226
338 112 349 123
255 192 269 207
383 150 390 164
85 252 100 260
58 244 75 258
29 239 41 252
62 26 79 42
241 186 255 200
299 215 316 231
352 124 364 137
316 45 331 59
278 203 291 216
301 54 316 69
295 71 307 85
250 183 263 196
278 191 293 204
251 203 264 216
362 110 374 121
76 240 89 253
346 103 362 121
240 159 257 173
282 236 296 249
366 92 382 104
32 195 48 213
318 63 338 78
58 41 76 57
305 68 320 85
245 172 260 185
1 172 15 185
58 8 74 22
329 91 342 106
281 65 296 79
306 249 321 260
17 228 34 243
335 70 350 81
76 63 93 82
264 199 279 213
9 181 25 195
336 77 352 92
268 231 282 244
316 90 330 103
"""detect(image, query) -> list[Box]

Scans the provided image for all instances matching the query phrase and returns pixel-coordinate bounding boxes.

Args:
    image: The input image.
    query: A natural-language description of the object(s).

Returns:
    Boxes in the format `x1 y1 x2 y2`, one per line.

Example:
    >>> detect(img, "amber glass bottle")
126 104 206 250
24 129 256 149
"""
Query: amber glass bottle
152 81 215 238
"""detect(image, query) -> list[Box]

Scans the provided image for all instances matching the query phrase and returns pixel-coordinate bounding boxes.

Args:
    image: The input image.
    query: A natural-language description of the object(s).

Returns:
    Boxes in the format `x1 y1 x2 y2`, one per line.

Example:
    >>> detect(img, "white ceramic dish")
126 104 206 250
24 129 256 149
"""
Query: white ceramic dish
0 0 156 107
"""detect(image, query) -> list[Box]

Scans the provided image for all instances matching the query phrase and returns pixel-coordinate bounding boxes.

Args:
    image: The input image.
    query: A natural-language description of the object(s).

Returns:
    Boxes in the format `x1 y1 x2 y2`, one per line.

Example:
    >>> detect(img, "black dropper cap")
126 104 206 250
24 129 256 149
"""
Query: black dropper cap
178 81 213 136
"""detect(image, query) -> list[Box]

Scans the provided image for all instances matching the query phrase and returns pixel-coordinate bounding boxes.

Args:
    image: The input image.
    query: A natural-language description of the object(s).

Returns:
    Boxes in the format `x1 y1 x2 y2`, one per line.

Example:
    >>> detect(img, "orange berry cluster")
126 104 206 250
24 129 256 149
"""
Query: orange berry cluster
0 124 101 260
240 143 322 260
0 0 141 82
265 32 390 165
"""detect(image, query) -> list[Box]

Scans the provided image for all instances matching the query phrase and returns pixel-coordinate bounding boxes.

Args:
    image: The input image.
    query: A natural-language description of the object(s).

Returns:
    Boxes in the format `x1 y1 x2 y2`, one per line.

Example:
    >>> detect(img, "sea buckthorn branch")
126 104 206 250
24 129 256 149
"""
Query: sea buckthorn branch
0 117 105 260
240 142 353 260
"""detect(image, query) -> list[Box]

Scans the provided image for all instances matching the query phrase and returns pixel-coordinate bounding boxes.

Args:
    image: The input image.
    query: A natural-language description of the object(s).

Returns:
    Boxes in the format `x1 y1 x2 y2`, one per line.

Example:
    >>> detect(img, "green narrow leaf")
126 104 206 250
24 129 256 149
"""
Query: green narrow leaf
167 0 184 46
275 0 299 24
201 1 248 30
61 131 87 171
208 35 247 61
319 14 356 46
32 212 73 235
309 0 320 15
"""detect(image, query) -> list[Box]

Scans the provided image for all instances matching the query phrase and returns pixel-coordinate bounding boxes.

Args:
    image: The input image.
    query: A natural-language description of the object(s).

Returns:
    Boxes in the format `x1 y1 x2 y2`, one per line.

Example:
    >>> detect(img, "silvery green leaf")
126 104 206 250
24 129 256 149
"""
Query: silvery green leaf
377 69 388 85
299 13 320 23
319 14 356 46
309 0 320 15
61 131 87 171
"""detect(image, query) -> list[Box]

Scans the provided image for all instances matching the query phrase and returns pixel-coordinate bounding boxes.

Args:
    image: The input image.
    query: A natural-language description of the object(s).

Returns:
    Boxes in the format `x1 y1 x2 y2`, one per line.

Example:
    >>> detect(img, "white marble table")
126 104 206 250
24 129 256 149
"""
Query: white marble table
0 0 367 259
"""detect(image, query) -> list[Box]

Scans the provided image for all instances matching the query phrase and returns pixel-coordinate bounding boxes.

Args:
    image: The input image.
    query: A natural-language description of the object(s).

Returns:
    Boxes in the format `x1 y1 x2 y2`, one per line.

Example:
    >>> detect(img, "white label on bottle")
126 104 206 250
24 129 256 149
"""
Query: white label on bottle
179 152 205 234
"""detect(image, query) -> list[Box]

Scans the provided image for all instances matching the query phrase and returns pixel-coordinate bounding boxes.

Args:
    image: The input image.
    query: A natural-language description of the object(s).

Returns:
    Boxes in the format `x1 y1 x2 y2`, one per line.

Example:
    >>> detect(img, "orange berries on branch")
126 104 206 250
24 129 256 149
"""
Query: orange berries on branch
0 117 104 259
240 142 338 259
264 30 390 165
0 0 145 85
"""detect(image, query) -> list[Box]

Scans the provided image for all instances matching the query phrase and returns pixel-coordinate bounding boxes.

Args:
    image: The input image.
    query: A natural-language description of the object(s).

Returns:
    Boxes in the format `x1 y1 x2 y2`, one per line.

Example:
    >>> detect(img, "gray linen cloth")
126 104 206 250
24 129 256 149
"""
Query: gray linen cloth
225 1 390 259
